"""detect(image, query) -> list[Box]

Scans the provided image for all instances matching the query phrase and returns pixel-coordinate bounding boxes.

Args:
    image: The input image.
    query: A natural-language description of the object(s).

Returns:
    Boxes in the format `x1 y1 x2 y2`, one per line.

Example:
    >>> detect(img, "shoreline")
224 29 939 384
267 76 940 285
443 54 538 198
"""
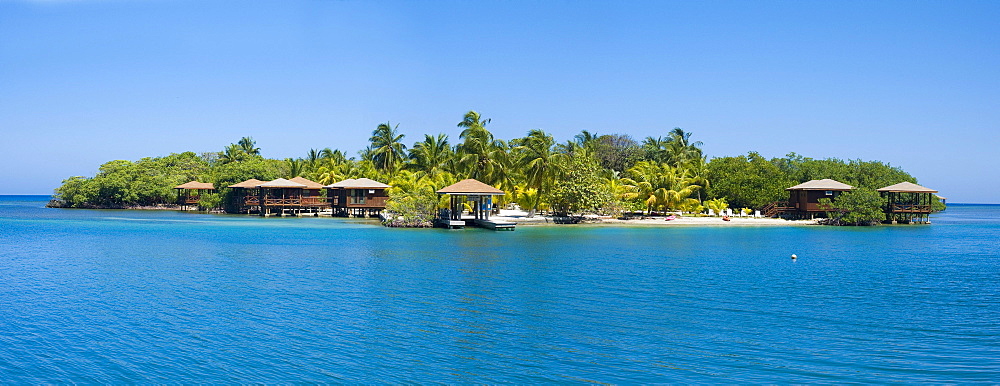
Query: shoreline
494 214 819 227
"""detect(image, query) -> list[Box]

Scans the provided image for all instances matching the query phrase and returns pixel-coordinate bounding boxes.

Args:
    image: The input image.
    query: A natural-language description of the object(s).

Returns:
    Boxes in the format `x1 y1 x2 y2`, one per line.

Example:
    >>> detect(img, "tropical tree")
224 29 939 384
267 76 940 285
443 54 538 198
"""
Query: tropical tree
620 161 700 214
665 127 703 167
818 189 886 226
512 129 564 216
369 122 406 174
707 152 794 209
237 137 260 156
285 158 304 178
549 156 615 216
407 133 453 177
455 111 511 187
305 148 321 174
642 136 671 164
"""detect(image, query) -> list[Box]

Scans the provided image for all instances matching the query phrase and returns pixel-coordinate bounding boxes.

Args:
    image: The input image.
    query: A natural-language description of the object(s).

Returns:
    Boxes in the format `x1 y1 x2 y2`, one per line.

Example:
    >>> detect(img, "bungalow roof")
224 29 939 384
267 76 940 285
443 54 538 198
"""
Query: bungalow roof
786 179 853 191
290 176 325 189
257 178 307 188
324 178 390 189
228 178 264 188
436 179 505 195
877 182 938 193
174 181 215 190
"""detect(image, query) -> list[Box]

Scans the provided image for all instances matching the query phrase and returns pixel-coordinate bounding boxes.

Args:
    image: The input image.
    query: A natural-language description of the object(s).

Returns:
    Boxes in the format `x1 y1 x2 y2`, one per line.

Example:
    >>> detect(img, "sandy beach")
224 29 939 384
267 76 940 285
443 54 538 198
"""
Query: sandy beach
492 210 819 227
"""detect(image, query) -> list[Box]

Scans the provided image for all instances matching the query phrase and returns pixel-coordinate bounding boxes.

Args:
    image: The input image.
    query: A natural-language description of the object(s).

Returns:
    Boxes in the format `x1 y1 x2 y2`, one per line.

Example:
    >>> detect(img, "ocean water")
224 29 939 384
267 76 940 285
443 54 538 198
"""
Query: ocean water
1 195 998 382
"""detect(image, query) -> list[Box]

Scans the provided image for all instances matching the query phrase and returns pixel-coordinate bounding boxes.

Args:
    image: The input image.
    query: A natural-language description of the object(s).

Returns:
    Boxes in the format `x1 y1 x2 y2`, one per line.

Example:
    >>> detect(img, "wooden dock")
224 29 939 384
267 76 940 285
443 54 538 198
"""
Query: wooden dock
436 218 466 229
474 219 516 231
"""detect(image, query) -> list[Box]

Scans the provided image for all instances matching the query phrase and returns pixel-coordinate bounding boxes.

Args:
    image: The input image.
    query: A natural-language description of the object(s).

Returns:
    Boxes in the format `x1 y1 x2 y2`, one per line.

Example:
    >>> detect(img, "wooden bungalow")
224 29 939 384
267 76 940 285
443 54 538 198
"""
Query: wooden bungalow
878 182 938 224
174 181 215 208
257 178 307 216
436 179 514 230
290 176 328 212
764 179 853 218
227 178 264 214
324 178 390 217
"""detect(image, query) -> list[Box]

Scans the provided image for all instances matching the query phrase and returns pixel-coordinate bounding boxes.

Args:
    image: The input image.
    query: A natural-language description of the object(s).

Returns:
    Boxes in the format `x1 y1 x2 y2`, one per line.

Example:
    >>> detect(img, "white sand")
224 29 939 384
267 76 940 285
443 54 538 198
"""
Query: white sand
492 210 818 227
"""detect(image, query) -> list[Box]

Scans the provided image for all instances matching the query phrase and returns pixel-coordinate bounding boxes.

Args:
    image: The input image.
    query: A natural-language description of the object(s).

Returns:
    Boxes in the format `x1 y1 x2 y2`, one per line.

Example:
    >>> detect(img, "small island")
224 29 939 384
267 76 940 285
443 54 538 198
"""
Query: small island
48 111 943 228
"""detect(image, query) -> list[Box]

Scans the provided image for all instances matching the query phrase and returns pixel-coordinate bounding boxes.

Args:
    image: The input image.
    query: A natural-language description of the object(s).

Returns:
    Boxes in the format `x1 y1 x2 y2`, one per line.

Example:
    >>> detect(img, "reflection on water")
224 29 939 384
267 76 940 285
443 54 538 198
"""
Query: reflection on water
0 198 998 382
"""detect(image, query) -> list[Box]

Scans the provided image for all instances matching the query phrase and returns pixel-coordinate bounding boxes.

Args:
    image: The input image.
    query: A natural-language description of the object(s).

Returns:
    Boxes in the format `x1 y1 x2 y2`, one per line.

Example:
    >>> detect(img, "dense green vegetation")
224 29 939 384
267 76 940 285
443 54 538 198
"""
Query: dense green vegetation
50 110 936 224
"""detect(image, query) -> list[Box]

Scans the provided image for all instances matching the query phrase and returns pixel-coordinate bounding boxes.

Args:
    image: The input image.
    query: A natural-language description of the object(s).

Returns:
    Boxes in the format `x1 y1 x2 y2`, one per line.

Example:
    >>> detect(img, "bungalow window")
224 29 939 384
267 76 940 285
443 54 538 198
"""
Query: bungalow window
350 189 366 205
825 191 833 196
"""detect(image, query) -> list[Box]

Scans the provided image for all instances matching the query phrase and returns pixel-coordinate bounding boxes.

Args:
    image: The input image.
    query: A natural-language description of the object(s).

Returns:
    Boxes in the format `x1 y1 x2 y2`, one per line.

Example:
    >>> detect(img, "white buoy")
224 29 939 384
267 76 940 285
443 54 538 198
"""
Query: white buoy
791 254 798 260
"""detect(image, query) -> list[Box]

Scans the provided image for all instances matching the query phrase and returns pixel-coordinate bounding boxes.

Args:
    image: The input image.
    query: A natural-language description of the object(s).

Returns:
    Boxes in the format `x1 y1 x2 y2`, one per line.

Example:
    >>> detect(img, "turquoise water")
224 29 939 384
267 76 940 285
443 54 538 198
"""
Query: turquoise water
1 195 998 382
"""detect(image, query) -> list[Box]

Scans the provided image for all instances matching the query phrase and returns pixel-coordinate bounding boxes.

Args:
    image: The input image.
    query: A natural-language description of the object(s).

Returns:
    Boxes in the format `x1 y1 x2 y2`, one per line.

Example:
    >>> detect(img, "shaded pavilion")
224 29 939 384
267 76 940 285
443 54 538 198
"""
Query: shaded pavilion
257 178 307 216
290 176 328 211
227 178 264 213
436 179 505 222
766 179 853 218
878 182 938 224
324 178 390 217
174 181 215 208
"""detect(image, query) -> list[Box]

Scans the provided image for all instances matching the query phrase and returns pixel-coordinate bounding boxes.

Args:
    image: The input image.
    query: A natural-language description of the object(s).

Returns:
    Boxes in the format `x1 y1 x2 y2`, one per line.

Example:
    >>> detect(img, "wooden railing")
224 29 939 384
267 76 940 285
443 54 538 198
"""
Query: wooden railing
244 196 260 205
179 197 201 204
301 197 328 206
762 201 794 217
264 198 301 206
890 204 931 213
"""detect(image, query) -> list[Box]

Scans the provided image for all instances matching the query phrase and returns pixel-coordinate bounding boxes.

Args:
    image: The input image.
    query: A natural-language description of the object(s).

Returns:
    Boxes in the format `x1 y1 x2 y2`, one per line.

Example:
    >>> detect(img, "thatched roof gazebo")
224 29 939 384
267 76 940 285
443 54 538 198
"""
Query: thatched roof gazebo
878 182 938 224
174 181 215 206
436 179 505 221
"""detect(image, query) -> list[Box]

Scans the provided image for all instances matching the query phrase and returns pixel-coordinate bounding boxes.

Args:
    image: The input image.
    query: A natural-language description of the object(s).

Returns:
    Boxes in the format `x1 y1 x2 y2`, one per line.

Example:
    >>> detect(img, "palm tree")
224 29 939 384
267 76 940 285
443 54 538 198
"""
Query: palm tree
455 111 509 186
408 133 453 177
642 136 670 164
305 148 321 173
685 155 711 203
620 161 701 214
666 128 703 167
575 130 600 149
369 122 406 174
513 129 564 216
286 158 304 178
219 144 245 164
319 148 346 164
238 137 260 156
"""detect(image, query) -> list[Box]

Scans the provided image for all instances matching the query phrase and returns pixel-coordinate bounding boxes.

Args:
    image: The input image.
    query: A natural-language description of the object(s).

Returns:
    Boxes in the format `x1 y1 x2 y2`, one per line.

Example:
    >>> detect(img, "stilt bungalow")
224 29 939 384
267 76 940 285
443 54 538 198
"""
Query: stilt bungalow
257 178 307 216
174 181 215 208
764 179 853 218
436 179 514 230
878 182 938 224
290 176 328 212
227 178 264 214
324 178 389 217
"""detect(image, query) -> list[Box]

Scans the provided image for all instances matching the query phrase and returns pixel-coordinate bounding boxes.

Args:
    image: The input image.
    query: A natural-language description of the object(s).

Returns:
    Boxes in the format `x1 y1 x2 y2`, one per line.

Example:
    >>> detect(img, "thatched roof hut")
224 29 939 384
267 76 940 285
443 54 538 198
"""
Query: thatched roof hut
324 178 391 189
786 179 853 191
228 179 264 189
877 182 938 193
290 176 325 190
436 179 505 195
437 179 505 221
257 178 307 188
174 181 215 190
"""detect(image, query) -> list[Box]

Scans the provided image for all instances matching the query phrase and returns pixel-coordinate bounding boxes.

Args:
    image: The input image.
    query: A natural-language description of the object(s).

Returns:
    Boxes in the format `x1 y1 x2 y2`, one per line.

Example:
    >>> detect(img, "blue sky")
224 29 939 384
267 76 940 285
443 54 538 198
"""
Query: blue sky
1 0 998 202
